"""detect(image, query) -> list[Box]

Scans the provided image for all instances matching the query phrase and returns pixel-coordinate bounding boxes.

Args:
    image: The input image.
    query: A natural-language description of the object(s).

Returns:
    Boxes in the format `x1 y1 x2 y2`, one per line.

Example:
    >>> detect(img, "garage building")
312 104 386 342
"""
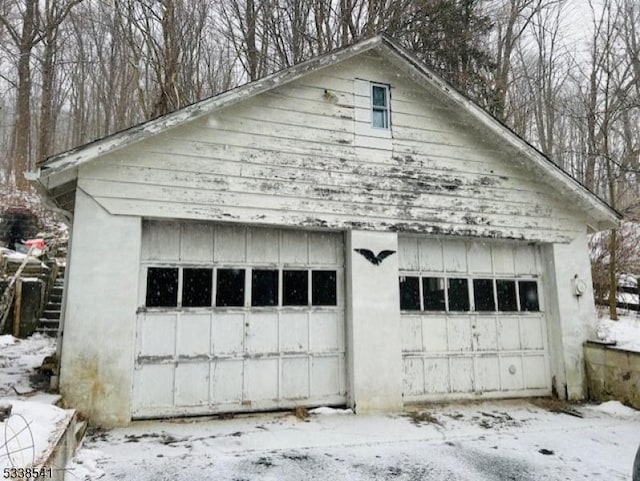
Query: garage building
35 34 620 426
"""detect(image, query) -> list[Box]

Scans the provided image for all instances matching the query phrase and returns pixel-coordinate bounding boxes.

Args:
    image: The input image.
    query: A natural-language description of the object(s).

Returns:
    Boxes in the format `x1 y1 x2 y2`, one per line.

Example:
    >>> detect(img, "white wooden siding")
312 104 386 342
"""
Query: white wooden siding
78 51 585 243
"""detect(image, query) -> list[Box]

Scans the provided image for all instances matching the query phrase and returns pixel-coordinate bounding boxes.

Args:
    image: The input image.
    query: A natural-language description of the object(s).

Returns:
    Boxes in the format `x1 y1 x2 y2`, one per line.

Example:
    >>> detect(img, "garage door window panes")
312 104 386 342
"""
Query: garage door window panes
146 267 178 307
473 279 495 311
144 267 337 308
447 278 470 311
251 269 279 306
312 270 337 306
183 268 213 307
216 269 245 306
496 280 518 312
400 276 420 310
283 270 308 306
423 277 446 311
399 275 539 313
518 280 540 311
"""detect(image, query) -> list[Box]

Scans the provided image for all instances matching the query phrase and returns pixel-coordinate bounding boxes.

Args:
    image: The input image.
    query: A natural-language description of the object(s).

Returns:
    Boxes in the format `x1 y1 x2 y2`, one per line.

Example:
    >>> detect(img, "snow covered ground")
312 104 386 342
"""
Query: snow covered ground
0 334 73 475
0 333 57 400
595 308 640 352
0 399 73 471
66 400 640 481
3 314 640 480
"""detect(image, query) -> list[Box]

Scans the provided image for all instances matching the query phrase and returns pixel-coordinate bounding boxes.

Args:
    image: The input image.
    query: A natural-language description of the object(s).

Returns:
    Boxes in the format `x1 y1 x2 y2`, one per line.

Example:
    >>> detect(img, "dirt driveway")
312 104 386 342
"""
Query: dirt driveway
66 399 640 481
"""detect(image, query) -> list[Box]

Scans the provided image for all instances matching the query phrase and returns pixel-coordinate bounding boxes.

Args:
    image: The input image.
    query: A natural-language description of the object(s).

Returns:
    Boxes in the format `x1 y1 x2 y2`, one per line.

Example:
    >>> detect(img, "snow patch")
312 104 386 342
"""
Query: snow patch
65 448 107 480
595 311 640 352
308 407 353 416
590 400 639 417
0 334 56 397
0 335 18 347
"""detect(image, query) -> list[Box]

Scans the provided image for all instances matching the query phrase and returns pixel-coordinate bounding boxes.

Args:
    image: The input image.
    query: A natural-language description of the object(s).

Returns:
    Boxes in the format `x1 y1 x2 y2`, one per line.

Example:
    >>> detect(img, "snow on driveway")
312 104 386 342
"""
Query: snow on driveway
67 400 640 481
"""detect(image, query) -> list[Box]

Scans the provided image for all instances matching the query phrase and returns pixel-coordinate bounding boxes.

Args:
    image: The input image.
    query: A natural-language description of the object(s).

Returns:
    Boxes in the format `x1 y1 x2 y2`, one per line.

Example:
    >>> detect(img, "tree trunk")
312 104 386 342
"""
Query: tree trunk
13 0 38 190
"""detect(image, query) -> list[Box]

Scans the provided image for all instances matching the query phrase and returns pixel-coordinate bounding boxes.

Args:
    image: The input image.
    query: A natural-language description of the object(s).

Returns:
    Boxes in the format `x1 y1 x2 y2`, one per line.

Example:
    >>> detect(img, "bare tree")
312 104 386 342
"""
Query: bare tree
36 0 84 163
0 0 41 190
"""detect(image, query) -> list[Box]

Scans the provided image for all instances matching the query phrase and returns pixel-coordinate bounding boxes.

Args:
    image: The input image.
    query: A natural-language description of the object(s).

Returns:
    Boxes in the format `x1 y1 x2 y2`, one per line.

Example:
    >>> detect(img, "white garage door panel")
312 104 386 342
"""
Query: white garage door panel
311 356 345 396
245 359 279 400
424 318 448 352
497 317 521 350
402 317 422 352
310 312 343 352
246 313 279 354
178 314 210 356
134 364 175 408
448 317 472 352
403 358 424 396
175 363 209 405
523 356 548 389
133 223 346 418
475 317 498 351
211 360 243 402
450 358 474 392
500 356 524 390
425 358 450 393
213 313 244 354
476 357 501 391
138 313 176 357
280 313 309 352
521 317 545 350
400 237 551 401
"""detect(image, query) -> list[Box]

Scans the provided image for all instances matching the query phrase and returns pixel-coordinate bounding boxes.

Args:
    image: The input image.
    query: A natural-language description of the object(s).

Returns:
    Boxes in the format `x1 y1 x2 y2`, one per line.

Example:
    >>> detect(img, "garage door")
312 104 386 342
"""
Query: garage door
132 221 346 418
398 237 551 401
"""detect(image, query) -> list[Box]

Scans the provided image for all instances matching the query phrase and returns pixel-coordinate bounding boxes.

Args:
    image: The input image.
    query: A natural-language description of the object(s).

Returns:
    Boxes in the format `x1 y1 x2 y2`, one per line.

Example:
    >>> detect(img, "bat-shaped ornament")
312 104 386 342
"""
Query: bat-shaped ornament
354 248 396 266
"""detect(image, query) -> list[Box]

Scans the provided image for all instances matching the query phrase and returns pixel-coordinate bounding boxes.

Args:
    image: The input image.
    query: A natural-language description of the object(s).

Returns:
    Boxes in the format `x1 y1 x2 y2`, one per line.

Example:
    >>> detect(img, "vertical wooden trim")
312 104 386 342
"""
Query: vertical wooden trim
13 280 22 337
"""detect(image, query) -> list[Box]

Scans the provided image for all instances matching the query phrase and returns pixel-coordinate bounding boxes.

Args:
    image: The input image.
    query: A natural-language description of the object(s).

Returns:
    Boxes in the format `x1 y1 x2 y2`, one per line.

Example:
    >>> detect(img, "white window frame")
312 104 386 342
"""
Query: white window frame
370 82 390 130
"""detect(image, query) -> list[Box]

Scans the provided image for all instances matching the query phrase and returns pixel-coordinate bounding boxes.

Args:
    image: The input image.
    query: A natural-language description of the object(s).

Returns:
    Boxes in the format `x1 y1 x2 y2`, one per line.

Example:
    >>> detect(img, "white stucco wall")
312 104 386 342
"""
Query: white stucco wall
542 230 597 400
59 189 141 426
346 230 403 412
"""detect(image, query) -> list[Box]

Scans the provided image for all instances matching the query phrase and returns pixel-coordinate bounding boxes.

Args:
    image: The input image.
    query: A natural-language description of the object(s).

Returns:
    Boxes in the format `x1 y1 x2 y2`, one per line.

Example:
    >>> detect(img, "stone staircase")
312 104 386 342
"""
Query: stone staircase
36 263 65 336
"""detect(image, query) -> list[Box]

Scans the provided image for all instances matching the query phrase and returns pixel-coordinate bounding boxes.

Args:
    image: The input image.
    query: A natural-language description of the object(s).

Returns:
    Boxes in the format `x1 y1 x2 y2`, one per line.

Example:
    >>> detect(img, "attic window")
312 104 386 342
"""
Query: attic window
371 83 390 129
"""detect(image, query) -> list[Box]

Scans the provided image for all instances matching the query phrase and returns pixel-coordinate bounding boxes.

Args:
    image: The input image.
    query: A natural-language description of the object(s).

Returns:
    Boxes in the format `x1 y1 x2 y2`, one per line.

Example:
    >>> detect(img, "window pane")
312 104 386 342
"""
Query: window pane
372 108 388 129
399 276 420 310
216 269 245 307
283 270 308 306
423 277 445 311
146 267 178 307
312 270 337 306
473 279 495 312
372 85 387 107
448 278 470 311
518 281 540 312
496 280 518 311
252 269 279 306
182 268 213 307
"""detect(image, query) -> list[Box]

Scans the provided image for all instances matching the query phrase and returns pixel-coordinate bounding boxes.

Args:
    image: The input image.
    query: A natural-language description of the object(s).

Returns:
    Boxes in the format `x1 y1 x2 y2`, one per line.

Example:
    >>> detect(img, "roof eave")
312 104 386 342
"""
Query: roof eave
378 36 621 230
38 35 385 183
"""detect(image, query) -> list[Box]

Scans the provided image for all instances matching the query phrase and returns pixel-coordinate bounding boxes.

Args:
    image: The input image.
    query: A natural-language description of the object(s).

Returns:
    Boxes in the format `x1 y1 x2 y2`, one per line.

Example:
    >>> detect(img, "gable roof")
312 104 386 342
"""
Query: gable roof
36 34 620 230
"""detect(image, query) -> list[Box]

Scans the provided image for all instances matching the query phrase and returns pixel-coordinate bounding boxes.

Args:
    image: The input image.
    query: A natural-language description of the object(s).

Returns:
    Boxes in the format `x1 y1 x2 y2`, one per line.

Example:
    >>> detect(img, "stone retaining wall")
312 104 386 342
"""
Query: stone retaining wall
584 341 640 409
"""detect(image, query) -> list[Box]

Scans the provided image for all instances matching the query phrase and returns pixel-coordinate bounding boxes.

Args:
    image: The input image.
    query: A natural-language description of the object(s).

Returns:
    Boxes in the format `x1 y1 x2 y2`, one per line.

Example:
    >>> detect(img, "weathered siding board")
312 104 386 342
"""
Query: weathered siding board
81 161 579 226
78 52 587 242
125 138 555 189
81 184 575 246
